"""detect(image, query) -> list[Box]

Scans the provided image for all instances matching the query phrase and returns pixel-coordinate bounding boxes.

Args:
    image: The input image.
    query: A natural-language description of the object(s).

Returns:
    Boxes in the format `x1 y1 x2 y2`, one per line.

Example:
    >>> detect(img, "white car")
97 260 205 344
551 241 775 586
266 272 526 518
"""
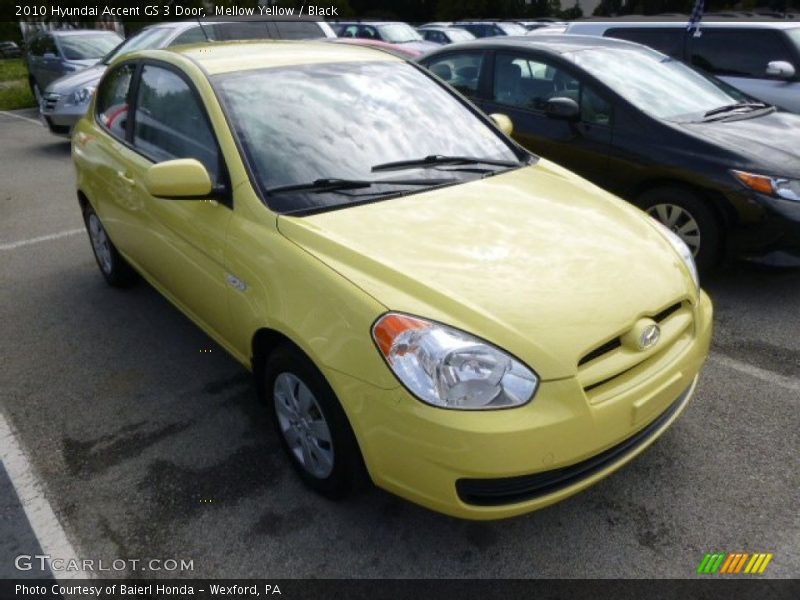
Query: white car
560 20 800 112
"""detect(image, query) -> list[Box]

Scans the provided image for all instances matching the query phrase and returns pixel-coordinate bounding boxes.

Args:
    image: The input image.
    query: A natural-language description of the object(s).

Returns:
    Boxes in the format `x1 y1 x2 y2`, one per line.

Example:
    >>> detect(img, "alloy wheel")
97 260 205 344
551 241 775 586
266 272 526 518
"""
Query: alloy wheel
273 372 334 479
647 203 701 257
88 213 113 274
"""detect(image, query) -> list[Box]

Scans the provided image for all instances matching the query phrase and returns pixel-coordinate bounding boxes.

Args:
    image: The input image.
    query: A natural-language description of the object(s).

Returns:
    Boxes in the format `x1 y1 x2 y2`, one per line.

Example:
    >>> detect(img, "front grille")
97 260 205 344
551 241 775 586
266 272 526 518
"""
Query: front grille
42 93 60 113
578 301 682 367
576 301 693 400
455 382 692 506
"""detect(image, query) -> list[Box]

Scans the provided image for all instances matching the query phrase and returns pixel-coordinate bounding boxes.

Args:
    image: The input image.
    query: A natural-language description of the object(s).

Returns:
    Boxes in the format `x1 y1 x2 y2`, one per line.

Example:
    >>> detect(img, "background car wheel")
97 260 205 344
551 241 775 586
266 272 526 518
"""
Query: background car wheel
82 204 136 287
264 343 365 498
636 187 722 274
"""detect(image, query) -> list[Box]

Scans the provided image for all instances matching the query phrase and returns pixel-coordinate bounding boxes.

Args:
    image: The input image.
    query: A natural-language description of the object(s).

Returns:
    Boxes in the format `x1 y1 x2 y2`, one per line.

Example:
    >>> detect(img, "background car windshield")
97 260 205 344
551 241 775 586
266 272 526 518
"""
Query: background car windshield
103 27 173 64
214 61 519 213
448 29 475 41
379 24 422 42
57 33 121 60
787 27 800 51
498 23 528 36
564 47 744 121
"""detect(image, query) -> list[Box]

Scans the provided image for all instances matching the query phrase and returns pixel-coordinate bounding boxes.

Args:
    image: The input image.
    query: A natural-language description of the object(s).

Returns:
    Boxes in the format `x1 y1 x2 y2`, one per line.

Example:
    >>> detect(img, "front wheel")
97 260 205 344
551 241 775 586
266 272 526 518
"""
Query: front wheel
636 187 722 274
264 344 365 498
82 204 136 287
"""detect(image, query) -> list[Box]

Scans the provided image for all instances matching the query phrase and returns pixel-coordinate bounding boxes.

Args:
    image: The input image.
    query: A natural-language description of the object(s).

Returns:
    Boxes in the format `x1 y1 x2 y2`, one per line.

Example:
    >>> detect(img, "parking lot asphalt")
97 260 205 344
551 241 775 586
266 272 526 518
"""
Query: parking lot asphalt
1 108 798 579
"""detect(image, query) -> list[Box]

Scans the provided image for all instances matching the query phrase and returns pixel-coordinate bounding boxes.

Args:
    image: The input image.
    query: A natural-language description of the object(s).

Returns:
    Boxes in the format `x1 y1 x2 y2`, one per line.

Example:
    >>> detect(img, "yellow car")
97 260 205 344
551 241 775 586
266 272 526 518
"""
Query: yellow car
72 41 712 519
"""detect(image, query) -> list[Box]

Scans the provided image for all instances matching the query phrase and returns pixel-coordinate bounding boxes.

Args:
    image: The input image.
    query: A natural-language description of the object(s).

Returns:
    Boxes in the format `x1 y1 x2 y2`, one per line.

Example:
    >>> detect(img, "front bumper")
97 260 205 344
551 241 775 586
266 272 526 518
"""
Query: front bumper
39 93 86 137
728 189 800 266
326 291 713 519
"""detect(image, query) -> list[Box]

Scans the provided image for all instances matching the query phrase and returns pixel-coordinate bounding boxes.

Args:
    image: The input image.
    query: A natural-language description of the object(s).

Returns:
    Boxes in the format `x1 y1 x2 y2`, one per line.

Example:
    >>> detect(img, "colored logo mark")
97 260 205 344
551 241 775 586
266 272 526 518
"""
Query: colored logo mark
697 552 773 574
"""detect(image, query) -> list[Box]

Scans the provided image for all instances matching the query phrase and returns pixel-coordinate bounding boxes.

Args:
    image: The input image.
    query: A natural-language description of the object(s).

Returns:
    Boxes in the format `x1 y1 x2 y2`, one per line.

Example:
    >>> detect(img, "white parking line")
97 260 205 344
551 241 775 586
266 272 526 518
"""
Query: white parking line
0 228 83 251
0 412 90 579
0 109 42 126
709 352 800 394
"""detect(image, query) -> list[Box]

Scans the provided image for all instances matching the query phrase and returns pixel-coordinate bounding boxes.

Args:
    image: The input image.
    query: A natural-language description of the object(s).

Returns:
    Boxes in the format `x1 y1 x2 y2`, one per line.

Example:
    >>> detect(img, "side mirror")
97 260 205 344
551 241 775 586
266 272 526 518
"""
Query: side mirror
490 113 514 136
145 159 213 199
545 97 580 121
766 60 795 80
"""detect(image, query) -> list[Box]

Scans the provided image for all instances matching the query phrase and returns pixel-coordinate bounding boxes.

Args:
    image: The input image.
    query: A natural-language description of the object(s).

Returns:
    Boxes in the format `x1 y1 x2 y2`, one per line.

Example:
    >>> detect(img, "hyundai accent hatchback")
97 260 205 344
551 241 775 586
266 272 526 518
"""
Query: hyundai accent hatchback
72 41 712 519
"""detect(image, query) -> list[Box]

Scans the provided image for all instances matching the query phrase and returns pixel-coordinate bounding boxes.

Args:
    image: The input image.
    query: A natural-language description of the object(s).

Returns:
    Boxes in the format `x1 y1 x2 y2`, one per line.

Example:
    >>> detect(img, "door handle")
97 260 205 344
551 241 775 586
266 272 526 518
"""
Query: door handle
116 171 135 186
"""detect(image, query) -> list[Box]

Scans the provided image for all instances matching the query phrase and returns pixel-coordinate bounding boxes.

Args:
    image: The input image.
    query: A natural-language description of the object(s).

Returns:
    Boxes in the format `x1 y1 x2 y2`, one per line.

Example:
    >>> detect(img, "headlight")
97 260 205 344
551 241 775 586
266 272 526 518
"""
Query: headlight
656 222 699 289
732 170 800 203
372 313 538 410
71 86 96 105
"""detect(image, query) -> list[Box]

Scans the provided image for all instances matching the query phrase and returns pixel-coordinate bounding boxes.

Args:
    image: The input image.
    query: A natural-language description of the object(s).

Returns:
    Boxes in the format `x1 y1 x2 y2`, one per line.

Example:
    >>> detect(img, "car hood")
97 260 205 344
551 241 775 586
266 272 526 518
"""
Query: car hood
46 64 106 94
277 160 694 380
682 111 800 176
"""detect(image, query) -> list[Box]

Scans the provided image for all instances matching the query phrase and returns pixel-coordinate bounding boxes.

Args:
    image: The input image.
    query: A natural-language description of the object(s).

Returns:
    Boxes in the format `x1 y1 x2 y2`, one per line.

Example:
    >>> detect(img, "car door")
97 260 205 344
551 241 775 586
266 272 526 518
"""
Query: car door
39 34 62 88
480 51 613 186
81 62 147 256
124 62 233 342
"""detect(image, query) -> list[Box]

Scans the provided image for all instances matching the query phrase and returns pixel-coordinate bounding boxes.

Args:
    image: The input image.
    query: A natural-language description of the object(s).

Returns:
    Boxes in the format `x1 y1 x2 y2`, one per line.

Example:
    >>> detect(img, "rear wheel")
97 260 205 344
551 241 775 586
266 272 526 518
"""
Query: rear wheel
636 187 722 273
82 204 136 287
264 344 365 498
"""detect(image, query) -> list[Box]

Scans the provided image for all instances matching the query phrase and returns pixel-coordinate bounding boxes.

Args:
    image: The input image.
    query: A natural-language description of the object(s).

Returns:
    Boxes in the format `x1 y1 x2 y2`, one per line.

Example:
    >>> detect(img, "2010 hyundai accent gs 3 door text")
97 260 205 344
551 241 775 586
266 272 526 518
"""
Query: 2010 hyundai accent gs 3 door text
72 41 713 519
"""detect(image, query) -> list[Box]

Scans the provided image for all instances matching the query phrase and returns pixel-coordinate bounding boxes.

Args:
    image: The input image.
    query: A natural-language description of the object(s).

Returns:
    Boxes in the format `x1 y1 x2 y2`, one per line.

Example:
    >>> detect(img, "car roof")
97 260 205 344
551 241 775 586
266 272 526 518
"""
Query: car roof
147 40 400 75
40 29 120 37
433 34 644 55
568 19 800 30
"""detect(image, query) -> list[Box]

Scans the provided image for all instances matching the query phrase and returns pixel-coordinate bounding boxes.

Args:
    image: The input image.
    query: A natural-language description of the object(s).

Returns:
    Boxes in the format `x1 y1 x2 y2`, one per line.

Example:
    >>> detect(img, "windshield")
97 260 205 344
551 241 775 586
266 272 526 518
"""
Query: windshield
787 27 800 52
498 22 528 36
103 27 173 64
564 46 747 121
378 24 422 43
448 29 475 42
214 61 521 214
57 33 121 61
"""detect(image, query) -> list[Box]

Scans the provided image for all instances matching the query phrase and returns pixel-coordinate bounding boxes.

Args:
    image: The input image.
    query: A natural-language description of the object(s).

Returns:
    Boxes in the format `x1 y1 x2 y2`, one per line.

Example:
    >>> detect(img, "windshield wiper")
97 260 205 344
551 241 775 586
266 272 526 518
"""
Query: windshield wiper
703 102 771 118
265 177 456 195
371 155 522 173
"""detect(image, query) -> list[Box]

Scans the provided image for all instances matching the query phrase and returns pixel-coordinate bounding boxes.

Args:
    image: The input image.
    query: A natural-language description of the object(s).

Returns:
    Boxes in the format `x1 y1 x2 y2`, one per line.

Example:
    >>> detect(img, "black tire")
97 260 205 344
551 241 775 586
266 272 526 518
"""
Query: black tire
264 343 365 498
636 186 722 274
82 204 137 287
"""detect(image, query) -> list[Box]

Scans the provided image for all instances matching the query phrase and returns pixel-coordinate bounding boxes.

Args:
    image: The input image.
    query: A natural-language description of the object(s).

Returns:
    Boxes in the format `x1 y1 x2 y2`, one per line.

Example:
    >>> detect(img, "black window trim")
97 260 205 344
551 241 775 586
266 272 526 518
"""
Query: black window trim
94 58 232 207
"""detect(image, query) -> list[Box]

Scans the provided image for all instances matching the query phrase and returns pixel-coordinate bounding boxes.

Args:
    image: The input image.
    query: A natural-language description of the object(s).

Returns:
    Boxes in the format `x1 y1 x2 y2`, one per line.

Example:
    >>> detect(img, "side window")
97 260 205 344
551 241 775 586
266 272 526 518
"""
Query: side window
493 53 611 125
690 29 794 78
359 26 379 40
28 35 43 56
96 63 135 140
341 25 358 38
42 35 58 56
425 52 485 97
606 28 684 58
133 65 219 181
170 26 210 46
276 21 324 40
216 22 271 41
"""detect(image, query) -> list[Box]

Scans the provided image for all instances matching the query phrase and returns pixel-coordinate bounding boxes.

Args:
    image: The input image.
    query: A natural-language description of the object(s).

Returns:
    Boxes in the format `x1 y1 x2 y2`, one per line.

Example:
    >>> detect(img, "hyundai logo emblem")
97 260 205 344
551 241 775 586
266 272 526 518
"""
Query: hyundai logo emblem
639 324 661 350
